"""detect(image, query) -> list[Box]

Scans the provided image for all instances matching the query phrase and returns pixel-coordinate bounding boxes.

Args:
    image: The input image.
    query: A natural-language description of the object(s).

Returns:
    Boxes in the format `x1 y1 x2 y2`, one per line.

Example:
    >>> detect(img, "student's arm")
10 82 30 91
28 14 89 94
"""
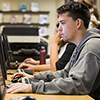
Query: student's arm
50 32 62 72
32 64 51 71
50 42 58 72
11 72 34 79
56 42 76 70
32 53 99 94
24 58 40 65
18 63 51 71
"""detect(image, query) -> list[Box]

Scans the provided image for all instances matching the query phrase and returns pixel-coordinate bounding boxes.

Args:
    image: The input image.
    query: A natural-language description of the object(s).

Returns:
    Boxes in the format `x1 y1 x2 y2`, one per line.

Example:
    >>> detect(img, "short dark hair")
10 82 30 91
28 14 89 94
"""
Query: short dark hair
57 1 90 29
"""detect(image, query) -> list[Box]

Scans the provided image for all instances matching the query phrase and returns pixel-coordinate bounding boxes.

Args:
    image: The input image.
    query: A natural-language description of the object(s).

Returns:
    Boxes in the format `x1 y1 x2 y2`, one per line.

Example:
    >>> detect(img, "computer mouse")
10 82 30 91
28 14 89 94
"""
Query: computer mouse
6 84 10 89
10 76 21 83
7 71 14 75
18 96 36 100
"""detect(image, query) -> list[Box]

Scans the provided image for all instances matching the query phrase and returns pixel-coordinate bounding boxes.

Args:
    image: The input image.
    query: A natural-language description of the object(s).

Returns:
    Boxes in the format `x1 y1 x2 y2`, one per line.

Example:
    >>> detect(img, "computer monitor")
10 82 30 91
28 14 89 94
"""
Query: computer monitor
0 53 6 100
0 35 7 80
2 35 12 69
3 35 13 61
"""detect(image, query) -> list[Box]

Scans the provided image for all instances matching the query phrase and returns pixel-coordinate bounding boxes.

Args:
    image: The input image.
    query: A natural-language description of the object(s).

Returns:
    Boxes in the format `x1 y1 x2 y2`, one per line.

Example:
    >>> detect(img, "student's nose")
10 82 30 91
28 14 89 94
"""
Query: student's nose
58 24 63 33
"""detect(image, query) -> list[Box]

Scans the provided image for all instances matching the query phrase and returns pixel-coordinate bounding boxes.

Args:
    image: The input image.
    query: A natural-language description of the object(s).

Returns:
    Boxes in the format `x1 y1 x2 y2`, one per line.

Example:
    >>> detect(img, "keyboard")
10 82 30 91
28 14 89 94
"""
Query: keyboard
17 68 35 75
21 77 39 84
17 62 36 75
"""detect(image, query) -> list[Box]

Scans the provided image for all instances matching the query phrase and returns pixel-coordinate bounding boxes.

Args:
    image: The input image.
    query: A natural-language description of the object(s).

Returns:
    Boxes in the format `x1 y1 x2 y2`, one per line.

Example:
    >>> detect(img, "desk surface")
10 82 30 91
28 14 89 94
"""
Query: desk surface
4 70 94 100
5 94 94 100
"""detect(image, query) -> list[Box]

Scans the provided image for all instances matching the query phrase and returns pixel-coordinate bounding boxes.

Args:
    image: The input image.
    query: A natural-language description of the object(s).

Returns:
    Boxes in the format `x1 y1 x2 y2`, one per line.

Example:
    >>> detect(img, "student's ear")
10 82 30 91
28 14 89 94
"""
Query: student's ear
76 18 82 29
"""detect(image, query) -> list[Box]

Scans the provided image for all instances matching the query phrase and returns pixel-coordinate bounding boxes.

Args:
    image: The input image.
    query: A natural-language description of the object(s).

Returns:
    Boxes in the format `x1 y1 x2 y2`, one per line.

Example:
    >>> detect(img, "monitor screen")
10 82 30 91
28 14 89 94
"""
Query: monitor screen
0 35 7 80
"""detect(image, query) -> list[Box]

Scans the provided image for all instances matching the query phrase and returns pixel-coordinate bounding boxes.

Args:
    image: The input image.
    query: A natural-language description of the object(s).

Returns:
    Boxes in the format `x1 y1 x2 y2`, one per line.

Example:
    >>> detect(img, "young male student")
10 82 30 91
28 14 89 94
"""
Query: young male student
7 1 100 100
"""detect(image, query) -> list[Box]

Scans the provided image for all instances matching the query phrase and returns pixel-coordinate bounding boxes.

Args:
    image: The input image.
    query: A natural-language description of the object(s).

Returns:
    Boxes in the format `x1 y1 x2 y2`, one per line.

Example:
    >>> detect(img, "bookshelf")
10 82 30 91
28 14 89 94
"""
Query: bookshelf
0 10 49 26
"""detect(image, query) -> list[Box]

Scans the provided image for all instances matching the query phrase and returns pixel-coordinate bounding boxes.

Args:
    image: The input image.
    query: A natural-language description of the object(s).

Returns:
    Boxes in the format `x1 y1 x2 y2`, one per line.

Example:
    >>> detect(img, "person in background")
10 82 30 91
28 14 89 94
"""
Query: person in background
18 23 76 72
79 0 100 29
89 5 100 29
7 2 100 100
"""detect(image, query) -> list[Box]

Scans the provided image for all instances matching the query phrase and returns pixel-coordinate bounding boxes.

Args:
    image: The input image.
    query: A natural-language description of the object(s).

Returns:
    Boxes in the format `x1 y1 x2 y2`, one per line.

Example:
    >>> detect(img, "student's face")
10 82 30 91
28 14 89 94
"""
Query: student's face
58 12 77 42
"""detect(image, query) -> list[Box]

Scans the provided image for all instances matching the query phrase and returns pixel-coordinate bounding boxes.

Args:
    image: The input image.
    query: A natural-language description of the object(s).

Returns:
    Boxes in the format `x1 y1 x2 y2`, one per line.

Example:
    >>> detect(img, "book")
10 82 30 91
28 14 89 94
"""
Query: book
19 2 27 12
23 14 31 24
0 13 3 23
2 2 10 11
10 15 19 24
31 2 39 12
39 14 48 24
39 27 47 36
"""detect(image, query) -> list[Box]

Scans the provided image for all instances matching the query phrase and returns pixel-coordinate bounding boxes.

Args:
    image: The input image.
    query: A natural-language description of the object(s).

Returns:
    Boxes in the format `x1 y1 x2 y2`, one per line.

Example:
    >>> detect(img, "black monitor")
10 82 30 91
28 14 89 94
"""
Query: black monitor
0 48 6 100
0 63 6 100
0 35 7 80
4 35 13 61
2 35 20 69
2 35 13 69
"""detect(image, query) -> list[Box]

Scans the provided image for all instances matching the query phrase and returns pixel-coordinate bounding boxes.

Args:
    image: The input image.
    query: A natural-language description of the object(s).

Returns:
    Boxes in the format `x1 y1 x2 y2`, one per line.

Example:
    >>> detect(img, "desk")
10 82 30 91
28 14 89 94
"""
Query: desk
5 94 94 100
4 70 94 100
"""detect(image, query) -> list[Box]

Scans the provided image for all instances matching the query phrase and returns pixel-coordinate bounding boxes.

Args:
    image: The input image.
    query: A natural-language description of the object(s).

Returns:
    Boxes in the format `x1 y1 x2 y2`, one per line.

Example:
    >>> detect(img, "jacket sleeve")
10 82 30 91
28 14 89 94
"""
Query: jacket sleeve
31 53 100 94
34 62 70 82
56 42 76 70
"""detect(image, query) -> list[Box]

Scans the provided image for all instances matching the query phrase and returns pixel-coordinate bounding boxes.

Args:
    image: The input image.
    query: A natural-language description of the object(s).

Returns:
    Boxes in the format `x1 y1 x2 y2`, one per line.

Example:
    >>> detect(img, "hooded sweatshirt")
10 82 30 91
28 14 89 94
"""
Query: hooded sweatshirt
31 28 100 100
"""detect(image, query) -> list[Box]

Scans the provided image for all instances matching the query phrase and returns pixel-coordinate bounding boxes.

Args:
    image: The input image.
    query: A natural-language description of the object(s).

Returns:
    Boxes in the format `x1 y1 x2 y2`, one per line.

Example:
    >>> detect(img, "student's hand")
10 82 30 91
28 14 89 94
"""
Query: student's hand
24 58 40 65
50 31 63 46
11 72 34 79
7 83 32 94
18 63 37 71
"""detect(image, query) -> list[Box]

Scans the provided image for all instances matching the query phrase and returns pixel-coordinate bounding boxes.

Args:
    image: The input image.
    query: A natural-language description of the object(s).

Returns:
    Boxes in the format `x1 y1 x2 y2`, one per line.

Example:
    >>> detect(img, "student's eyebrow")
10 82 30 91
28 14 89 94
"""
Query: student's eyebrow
60 20 66 23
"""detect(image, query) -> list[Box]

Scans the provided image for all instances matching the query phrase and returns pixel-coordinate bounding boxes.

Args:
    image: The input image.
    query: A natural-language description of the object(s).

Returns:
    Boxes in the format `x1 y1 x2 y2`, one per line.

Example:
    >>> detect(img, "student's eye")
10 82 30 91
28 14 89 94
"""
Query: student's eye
61 21 66 24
